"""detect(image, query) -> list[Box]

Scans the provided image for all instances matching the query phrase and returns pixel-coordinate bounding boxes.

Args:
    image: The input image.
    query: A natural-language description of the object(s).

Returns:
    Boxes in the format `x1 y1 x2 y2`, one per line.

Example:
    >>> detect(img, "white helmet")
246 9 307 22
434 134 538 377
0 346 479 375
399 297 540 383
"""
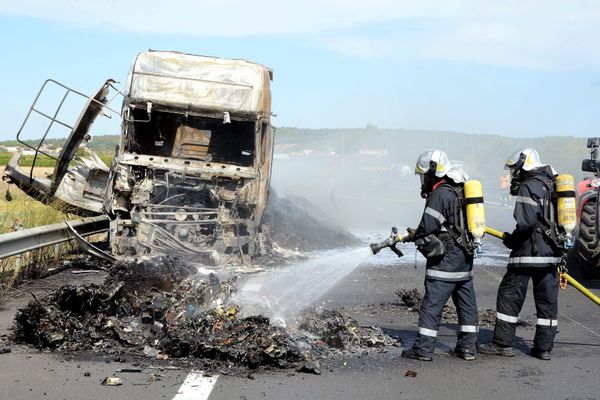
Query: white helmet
504 148 545 172
415 149 451 178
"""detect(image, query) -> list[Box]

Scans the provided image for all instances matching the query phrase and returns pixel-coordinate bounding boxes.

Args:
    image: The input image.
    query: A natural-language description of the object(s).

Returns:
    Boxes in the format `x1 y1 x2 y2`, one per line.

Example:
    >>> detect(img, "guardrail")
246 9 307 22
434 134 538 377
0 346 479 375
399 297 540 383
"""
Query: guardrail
0 216 109 259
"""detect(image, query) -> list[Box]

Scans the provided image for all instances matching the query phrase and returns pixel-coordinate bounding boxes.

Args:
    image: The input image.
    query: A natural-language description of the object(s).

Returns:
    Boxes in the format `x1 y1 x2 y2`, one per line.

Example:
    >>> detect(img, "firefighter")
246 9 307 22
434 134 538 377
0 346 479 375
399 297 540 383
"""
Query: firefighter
401 149 478 361
480 148 561 360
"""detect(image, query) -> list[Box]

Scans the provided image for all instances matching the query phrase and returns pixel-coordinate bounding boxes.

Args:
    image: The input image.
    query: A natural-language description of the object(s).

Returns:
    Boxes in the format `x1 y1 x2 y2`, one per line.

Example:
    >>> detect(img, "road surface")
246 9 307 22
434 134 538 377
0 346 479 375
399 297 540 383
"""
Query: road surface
0 238 598 400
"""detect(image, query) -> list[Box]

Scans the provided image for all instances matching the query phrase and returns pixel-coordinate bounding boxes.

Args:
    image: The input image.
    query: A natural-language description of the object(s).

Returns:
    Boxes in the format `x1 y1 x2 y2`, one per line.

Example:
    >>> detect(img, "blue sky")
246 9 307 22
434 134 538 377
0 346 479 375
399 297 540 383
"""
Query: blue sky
1 0 600 140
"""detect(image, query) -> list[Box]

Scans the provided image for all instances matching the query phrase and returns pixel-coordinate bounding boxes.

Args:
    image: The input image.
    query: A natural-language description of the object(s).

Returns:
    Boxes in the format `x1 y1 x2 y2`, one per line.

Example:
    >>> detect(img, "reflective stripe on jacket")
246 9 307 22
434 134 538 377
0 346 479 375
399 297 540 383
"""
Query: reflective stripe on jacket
507 166 562 268
414 181 473 281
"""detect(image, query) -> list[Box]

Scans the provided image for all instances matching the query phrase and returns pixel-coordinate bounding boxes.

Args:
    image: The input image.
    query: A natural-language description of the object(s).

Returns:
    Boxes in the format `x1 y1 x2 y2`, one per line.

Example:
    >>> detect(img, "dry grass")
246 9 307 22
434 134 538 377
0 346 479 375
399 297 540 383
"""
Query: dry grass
0 167 78 292
0 169 68 232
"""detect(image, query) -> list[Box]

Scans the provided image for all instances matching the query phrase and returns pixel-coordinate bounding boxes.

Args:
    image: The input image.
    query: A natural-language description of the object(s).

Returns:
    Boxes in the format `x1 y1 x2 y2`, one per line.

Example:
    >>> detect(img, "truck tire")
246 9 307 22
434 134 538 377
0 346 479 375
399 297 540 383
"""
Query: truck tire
575 197 600 278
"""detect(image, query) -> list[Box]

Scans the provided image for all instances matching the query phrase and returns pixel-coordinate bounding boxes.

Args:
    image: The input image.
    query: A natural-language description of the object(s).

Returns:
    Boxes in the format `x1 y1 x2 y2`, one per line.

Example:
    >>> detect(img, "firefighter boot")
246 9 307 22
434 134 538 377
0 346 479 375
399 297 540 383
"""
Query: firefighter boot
479 342 516 357
401 349 433 362
531 348 551 360
451 347 476 361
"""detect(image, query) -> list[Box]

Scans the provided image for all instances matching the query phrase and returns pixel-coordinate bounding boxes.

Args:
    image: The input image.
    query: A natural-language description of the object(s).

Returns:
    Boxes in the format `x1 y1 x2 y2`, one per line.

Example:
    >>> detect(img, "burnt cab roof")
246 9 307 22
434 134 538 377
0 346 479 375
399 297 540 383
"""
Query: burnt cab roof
125 50 273 119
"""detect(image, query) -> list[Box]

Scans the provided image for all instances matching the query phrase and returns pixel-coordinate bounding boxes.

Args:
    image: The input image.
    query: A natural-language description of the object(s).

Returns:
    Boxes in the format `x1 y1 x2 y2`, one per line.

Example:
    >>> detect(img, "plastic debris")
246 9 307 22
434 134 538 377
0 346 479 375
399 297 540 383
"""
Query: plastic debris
147 373 163 382
101 377 123 386
405 370 417 378
143 346 160 358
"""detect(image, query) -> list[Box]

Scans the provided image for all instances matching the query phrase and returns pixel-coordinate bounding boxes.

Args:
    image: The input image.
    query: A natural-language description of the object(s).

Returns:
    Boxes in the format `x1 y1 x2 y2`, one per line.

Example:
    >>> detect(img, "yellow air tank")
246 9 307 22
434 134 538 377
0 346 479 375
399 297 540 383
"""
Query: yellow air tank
464 180 486 245
556 174 576 239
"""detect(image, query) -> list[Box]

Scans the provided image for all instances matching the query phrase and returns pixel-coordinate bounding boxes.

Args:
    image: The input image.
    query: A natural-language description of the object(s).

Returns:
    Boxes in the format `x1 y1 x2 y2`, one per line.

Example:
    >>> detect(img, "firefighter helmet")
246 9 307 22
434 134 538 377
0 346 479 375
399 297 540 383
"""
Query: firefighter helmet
504 148 545 172
415 149 451 178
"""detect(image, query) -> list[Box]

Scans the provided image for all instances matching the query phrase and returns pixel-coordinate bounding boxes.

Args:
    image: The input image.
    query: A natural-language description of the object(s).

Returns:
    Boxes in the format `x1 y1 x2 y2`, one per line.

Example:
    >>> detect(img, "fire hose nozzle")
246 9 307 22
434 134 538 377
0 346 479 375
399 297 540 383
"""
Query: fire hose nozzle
370 227 409 257
370 241 387 255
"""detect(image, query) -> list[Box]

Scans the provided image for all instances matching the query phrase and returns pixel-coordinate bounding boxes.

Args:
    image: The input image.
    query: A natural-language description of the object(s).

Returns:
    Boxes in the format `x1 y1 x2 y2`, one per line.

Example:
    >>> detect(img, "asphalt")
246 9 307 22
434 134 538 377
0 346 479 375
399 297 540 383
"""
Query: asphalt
1 239 599 400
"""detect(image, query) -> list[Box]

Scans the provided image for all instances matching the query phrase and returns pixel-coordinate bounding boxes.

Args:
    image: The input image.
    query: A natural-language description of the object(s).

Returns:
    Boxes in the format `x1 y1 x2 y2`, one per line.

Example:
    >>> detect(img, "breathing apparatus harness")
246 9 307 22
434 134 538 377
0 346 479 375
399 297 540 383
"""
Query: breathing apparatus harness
436 183 478 256
535 173 576 289
512 161 573 289
374 157 482 260
530 174 561 248
414 160 477 257
507 152 564 249
412 180 477 260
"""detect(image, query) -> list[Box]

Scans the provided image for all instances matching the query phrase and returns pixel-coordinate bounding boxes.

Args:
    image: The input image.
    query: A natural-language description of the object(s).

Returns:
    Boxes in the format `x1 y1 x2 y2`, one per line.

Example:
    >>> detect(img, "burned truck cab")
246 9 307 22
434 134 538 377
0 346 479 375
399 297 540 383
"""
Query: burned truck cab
108 51 274 263
3 50 274 265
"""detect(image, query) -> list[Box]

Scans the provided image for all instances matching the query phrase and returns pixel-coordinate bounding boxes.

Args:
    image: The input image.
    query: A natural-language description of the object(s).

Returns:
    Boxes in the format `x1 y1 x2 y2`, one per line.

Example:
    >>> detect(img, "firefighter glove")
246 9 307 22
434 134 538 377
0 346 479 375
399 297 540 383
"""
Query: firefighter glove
405 227 416 242
502 232 518 249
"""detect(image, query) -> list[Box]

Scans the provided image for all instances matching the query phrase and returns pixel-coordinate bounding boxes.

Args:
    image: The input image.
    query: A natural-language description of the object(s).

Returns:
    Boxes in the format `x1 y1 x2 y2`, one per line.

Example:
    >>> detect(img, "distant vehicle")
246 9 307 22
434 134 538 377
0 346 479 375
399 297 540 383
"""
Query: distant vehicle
4 50 275 265
357 149 392 171
575 137 600 278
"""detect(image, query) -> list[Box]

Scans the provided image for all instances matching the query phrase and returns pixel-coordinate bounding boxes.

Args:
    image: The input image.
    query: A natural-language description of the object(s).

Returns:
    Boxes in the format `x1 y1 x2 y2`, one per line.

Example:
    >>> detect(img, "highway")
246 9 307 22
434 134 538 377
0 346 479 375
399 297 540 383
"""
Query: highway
1 237 598 400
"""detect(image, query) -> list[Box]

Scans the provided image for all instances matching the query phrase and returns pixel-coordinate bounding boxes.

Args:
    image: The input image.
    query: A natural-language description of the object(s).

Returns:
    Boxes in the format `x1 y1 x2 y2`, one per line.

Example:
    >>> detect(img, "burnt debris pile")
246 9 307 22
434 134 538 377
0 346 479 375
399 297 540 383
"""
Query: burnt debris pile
261 192 361 252
394 288 532 328
12 257 399 371
298 308 400 350
395 288 422 309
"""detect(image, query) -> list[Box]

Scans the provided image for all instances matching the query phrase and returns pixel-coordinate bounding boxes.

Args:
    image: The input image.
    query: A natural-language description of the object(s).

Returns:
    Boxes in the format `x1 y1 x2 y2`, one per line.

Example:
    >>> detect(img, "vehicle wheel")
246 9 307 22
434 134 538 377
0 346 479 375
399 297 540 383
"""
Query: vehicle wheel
575 197 600 279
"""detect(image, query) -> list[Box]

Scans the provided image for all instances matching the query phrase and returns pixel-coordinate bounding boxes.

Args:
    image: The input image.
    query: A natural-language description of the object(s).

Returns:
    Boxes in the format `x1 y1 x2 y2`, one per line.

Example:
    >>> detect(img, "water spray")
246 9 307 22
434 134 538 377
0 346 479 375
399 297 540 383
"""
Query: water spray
235 247 374 326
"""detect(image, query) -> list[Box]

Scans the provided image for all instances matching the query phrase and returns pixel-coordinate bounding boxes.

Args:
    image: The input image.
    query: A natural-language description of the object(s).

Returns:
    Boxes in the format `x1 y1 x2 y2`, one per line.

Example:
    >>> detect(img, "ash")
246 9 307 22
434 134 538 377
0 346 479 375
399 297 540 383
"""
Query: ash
12 256 399 374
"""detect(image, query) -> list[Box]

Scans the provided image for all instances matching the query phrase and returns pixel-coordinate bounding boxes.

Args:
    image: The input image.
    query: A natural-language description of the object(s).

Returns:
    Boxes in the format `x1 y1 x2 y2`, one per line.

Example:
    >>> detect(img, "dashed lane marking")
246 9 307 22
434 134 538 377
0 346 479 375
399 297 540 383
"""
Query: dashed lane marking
173 371 218 400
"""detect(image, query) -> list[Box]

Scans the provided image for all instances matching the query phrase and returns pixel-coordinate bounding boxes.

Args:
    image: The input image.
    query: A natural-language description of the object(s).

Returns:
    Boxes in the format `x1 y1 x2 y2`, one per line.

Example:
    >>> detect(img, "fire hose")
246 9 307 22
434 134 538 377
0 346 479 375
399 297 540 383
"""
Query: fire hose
484 226 600 307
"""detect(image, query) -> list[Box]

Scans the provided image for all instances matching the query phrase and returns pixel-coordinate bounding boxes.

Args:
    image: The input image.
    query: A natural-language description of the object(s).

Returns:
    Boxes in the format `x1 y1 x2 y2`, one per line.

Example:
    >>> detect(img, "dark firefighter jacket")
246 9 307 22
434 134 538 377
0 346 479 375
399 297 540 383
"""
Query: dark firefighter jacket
504 166 562 268
414 180 474 281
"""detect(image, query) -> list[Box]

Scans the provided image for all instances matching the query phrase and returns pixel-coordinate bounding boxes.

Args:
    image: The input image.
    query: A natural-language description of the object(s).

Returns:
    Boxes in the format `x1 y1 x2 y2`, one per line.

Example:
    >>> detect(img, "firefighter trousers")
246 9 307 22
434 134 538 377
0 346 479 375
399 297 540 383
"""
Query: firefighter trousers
412 278 478 357
493 267 558 351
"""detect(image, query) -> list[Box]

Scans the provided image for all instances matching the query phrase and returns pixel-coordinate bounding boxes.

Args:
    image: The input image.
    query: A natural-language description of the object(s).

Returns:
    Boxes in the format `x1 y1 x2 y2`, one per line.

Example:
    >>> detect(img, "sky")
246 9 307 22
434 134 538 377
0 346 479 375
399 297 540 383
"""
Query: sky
1 0 600 141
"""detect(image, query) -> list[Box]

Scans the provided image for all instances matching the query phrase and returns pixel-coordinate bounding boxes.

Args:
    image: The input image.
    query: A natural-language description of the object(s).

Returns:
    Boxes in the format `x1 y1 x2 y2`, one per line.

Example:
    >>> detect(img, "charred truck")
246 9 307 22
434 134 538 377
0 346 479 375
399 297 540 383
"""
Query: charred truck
4 51 275 264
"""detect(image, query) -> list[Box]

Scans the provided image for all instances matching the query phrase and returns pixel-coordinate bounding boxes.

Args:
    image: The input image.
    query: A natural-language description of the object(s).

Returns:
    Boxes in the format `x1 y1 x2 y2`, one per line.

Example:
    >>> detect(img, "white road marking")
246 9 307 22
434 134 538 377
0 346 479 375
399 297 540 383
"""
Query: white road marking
558 309 600 339
173 371 218 400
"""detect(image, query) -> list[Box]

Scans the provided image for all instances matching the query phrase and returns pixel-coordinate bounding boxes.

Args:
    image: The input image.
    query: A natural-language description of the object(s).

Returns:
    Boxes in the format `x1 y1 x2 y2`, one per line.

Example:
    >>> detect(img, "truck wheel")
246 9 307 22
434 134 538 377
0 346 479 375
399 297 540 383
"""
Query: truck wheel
575 198 600 279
